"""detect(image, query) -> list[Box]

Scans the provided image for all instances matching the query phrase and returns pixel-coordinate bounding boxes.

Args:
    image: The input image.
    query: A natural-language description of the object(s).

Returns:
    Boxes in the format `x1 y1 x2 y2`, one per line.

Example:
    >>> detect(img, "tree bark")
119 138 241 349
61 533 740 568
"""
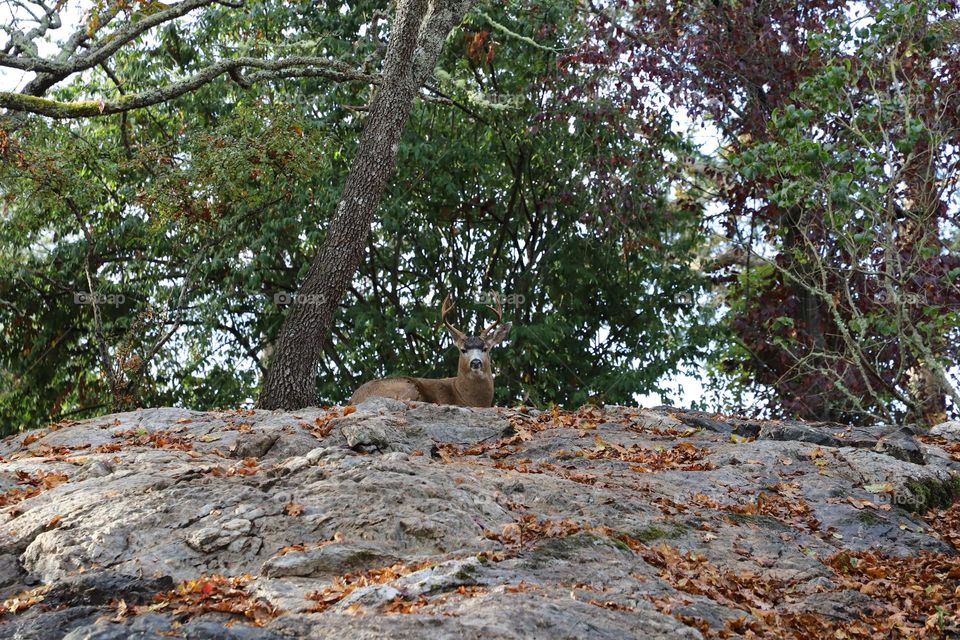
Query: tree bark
256 0 473 410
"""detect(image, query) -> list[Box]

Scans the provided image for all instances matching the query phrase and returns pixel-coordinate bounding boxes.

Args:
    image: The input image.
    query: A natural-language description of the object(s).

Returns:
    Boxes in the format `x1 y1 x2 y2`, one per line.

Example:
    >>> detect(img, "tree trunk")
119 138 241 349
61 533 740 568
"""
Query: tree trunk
256 0 473 410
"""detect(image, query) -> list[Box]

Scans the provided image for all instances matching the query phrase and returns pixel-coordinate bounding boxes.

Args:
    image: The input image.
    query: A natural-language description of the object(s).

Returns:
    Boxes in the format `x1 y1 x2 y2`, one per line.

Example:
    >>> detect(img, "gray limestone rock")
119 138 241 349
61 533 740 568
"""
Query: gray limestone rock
0 404 955 638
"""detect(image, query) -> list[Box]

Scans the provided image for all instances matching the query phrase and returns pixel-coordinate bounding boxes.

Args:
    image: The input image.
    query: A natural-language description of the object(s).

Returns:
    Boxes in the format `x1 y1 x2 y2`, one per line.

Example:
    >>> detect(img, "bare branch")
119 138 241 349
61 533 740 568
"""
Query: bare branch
0 56 375 118
476 9 563 53
7 0 246 96
1 0 212 74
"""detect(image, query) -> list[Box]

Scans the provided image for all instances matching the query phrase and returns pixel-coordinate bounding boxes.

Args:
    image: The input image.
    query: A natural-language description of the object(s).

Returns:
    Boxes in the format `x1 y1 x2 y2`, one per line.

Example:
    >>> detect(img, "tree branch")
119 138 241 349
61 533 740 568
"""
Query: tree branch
0 56 375 118
2 0 213 75
476 9 562 53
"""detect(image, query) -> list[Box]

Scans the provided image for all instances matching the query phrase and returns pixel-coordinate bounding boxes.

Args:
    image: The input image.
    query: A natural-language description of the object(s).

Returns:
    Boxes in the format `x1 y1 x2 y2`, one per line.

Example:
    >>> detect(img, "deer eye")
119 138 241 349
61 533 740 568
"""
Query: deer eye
482 347 487 352
461 349 467 353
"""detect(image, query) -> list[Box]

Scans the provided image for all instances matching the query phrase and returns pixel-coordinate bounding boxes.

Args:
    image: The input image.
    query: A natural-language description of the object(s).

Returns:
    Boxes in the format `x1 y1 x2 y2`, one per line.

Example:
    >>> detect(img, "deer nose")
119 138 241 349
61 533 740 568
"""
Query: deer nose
470 358 482 369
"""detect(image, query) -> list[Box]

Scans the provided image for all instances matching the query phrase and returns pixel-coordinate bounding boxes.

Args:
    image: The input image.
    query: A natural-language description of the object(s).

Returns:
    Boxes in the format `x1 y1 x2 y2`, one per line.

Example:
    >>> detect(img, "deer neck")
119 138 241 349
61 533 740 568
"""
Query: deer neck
454 359 494 407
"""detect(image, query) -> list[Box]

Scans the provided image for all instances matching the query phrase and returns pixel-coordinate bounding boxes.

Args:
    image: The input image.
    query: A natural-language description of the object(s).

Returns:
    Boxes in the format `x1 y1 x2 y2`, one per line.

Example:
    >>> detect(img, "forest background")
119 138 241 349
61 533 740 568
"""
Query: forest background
0 0 957 433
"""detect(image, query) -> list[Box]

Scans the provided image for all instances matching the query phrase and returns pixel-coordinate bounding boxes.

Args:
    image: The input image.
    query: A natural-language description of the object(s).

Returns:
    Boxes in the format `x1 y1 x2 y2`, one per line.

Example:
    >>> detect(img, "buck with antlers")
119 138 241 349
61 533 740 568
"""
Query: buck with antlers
349 294 512 407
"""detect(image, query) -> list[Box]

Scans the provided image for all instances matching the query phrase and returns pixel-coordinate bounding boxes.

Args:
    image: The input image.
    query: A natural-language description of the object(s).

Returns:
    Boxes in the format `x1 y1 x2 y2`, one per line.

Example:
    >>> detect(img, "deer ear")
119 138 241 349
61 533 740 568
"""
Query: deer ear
485 322 512 347
446 326 465 348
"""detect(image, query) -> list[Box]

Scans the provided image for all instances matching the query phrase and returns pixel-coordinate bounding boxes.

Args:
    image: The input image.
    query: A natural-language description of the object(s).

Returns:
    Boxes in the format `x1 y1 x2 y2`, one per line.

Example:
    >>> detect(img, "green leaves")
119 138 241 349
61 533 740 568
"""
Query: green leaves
714 0 960 424
0 0 717 429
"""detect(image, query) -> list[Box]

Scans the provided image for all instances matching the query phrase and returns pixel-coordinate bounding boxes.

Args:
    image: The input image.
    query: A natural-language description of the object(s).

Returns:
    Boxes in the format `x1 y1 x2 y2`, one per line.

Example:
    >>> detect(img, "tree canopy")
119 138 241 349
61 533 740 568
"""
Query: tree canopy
0 0 957 432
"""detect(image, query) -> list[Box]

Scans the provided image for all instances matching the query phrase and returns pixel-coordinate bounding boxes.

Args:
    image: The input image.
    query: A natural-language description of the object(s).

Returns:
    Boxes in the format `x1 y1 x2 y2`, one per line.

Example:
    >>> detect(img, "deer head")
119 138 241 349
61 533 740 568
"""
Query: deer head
441 293 512 377
350 293 512 408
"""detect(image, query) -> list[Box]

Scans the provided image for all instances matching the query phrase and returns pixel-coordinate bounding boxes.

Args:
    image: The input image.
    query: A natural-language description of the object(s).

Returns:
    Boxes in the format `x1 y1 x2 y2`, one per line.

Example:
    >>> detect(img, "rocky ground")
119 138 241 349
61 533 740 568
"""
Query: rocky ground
0 400 958 638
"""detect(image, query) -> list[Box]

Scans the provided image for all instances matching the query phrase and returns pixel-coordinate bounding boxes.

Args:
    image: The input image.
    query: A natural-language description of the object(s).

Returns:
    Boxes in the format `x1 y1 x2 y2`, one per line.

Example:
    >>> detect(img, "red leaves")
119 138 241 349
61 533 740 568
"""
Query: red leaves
642 542 782 613
492 459 599 486
11 442 89 461
0 470 68 507
278 531 344 556
633 533 960 637
381 585 490 615
483 516 582 549
312 406 353 438
109 574 278 627
925 500 960 551
586 438 717 472
919 435 960 463
1 586 49 614
436 407 716 489
381 585 489 615
654 486 823 534
642 541 841 637
38 471 68 489
383 595 429 614
724 485 823 533
207 457 259 478
825 551 960 637
465 31 496 64
587 599 635 612
284 501 304 517
306 561 434 613
112 428 193 451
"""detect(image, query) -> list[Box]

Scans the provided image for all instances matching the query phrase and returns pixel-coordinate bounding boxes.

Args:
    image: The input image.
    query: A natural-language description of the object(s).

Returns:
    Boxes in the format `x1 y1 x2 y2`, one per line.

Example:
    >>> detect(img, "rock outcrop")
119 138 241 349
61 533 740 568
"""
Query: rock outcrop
0 401 957 638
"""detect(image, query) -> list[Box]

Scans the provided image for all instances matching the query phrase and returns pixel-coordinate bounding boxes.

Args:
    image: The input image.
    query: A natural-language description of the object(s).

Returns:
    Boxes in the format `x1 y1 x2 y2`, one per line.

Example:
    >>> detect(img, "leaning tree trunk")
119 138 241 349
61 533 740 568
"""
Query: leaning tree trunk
256 0 473 410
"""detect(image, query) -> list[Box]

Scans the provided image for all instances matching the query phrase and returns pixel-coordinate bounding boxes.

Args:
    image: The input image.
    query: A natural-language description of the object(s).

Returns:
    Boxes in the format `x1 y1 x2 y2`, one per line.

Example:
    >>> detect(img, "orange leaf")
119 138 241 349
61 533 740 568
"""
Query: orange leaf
22 432 43 446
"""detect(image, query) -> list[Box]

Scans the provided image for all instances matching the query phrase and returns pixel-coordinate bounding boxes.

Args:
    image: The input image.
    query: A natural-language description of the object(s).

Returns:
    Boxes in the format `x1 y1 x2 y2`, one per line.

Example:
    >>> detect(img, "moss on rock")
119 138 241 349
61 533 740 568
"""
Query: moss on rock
902 473 960 513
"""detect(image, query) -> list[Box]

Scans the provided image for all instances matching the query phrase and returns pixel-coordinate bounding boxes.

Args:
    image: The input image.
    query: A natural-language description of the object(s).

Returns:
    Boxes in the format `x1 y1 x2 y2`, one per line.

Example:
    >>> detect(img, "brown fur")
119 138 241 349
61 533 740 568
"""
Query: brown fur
349 355 494 407
349 304 511 408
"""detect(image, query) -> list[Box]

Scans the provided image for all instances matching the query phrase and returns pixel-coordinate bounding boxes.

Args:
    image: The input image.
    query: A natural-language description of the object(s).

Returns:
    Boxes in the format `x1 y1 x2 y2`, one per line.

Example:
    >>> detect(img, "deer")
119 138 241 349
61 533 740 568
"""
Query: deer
349 294 512 407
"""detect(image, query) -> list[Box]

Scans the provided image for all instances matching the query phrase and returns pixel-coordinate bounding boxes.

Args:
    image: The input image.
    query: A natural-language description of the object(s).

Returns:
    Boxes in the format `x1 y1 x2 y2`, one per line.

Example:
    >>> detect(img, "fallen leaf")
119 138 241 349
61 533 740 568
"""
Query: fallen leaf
863 482 894 494
22 432 43 446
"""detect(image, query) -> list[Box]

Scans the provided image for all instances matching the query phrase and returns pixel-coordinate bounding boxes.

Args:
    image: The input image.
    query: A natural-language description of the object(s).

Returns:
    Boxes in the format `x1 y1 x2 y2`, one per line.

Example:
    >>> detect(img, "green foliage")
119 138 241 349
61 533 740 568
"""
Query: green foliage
714 0 960 423
0 0 714 431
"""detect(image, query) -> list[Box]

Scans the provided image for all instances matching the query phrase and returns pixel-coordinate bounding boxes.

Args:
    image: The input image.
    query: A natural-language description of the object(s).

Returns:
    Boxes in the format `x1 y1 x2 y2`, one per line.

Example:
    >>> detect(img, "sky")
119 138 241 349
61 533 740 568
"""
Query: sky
0 0 80 91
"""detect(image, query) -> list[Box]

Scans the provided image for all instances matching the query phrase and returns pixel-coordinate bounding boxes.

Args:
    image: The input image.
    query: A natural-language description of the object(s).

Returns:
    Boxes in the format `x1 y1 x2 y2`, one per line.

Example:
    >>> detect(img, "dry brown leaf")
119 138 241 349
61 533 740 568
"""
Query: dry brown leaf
22 432 43 446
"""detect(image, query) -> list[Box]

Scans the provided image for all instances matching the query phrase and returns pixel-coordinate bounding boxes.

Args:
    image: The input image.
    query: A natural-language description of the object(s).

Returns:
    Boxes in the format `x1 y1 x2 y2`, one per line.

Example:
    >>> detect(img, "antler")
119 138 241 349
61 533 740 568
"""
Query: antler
481 292 503 338
441 295 467 341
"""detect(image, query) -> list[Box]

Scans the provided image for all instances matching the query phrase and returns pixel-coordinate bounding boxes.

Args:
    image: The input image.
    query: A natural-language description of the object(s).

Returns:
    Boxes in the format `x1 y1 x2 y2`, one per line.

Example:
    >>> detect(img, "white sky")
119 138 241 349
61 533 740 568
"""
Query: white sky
0 0 84 89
